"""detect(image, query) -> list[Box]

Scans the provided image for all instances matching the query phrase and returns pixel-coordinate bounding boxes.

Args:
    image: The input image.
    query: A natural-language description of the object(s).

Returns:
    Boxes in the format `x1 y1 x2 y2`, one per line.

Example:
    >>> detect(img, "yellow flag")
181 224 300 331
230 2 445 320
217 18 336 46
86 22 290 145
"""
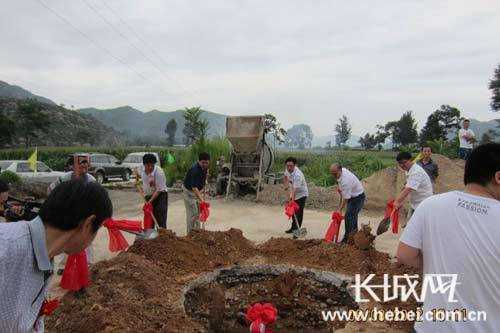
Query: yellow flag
28 148 37 172
413 152 423 162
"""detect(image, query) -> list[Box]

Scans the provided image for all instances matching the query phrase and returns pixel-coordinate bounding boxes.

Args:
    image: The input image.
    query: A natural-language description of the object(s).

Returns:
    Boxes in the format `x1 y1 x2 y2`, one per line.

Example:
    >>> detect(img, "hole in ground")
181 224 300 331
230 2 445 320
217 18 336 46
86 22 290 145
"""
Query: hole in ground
183 265 358 332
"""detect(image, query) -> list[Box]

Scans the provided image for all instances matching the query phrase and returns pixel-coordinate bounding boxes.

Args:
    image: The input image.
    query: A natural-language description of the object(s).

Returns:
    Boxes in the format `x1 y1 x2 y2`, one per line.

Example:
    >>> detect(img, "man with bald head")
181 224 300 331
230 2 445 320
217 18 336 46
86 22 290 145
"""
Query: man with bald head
330 164 366 243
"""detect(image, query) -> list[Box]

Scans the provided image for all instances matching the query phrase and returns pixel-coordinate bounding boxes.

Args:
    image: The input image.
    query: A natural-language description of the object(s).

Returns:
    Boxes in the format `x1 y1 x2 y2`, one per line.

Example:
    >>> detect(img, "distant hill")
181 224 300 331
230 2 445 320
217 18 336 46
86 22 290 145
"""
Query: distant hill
469 118 499 139
0 81 56 105
78 106 227 143
1 98 123 147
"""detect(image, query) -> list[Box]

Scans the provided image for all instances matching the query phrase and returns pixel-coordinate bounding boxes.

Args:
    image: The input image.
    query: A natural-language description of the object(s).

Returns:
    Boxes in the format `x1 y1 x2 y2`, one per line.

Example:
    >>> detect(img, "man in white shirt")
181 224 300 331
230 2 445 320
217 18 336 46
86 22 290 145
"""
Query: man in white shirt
135 153 168 229
397 143 500 333
330 164 365 242
284 157 308 238
458 119 475 160
394 152 433 216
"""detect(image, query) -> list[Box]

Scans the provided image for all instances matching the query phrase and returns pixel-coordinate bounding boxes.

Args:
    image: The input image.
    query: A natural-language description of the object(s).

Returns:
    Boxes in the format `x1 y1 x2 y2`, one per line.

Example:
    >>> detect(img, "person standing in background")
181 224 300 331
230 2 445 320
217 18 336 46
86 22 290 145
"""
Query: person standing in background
417 146 439 186
48 154 96 275
135 153 168 229
458 119 475 160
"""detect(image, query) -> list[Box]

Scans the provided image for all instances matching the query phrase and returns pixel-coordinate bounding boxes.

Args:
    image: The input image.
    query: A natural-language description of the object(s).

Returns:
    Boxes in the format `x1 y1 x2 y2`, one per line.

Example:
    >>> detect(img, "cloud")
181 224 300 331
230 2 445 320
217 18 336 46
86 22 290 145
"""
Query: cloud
1 0 499 136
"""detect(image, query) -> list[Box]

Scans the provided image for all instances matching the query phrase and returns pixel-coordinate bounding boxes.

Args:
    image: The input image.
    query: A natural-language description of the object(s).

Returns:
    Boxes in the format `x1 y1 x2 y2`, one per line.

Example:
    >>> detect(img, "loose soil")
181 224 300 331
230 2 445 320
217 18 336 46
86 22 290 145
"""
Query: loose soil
47 229 420 333
185 271 358 332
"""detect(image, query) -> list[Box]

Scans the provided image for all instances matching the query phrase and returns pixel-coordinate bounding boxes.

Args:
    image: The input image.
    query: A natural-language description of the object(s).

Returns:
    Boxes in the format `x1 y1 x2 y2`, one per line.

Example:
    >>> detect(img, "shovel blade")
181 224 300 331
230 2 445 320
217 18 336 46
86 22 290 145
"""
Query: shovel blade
376 217 391 236
135 229 159 240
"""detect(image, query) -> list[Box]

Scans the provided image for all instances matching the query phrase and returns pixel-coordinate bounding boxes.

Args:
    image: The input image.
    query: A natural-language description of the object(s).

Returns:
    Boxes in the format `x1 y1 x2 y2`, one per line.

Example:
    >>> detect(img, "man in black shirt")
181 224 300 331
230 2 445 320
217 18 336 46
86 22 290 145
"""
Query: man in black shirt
183 152 210 233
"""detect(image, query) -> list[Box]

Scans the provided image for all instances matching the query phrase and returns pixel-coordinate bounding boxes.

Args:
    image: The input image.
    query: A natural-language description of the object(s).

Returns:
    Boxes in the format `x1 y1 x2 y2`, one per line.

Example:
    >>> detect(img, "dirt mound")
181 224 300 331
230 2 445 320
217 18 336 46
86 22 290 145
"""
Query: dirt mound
48 230 419 332
45 253 201 332
259 237 397 276
127 228 255 276
353 225 375 250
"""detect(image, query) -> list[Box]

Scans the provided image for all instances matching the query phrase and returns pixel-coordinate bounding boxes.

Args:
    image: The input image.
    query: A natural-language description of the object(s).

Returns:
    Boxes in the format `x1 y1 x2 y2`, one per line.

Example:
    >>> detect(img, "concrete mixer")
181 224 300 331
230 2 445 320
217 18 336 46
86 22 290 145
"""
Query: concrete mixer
224 116 274 199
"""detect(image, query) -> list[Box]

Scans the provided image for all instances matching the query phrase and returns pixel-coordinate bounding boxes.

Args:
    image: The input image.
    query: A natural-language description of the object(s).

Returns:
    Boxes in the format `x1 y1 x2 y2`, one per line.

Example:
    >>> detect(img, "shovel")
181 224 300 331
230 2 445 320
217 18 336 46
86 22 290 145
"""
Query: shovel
376 216 391 236
291 213 308 238
126 203 160 240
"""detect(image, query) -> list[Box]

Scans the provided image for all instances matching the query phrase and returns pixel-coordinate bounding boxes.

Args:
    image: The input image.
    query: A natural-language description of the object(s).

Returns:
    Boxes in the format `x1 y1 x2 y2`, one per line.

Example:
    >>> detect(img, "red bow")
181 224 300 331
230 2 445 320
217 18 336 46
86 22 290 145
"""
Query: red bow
103 218 143 252
39 298 59 317
199 201 210 223
324 211 344 243
384 200 400 234
284 201 299 219
60 250 89 291
246 303 278 333
143 202 154 229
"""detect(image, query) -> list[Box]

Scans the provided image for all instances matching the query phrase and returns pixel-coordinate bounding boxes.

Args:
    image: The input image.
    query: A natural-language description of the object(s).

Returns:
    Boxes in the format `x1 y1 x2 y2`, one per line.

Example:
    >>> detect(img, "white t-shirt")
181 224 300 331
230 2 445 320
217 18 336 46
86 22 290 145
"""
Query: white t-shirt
138 165 167 196
400 191 500 333
406 163 433 209
284 167 308 200
458 128 475 149
338 168 364 199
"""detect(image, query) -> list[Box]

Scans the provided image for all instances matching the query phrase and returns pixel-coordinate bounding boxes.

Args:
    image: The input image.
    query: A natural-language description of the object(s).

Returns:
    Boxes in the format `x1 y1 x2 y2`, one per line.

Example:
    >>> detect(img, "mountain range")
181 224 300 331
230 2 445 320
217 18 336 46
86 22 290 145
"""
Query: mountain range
1 79 498 147
78 106 226 144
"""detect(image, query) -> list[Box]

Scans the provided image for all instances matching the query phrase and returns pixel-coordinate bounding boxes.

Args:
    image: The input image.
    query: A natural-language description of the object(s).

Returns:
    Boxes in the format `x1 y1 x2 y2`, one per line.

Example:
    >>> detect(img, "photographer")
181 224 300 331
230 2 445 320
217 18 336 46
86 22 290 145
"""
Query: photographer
0 180 22 222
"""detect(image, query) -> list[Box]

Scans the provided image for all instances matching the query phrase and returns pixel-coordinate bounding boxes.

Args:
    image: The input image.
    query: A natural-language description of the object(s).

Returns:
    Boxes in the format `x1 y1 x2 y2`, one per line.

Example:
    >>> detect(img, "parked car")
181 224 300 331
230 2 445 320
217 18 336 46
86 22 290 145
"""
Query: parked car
121 152 161 174
0 160 65 182
64 153 133 184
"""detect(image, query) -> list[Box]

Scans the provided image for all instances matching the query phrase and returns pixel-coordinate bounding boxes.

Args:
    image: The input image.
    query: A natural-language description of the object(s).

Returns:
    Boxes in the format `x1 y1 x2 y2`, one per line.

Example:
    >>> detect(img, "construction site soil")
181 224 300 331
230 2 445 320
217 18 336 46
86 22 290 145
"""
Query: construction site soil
46 228 420 333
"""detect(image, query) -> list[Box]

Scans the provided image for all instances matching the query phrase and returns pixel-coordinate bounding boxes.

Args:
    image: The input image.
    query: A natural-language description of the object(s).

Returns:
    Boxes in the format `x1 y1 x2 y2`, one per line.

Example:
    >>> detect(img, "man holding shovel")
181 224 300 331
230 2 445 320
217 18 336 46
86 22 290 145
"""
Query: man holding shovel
394 152 433 217
135 153 168 229
284 157 308 238
183 152 210 234
330 164 365 243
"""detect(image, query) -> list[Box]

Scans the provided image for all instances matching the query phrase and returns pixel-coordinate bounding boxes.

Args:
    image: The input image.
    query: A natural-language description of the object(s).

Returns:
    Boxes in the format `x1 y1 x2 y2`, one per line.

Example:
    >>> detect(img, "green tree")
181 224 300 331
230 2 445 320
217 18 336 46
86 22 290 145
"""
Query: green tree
384 111 418 147
182 106 209 144
334 115 352 146
489 63 500 112
16 99 50 148
359 133 377 149
420 105 461 144
285 124 314 149
264 113 287 143
0 110 15 147
165 118 178 146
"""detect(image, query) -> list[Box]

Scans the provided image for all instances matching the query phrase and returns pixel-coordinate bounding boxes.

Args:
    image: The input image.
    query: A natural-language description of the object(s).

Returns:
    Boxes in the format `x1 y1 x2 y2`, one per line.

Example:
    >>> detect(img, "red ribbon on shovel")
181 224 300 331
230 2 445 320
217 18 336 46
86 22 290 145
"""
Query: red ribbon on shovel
143 202 154 229
60 250 89 291
384 200 400 234
103 218 143 252
324 211 344 243
199 201 210 223
246 303 278 333
284 201 299 219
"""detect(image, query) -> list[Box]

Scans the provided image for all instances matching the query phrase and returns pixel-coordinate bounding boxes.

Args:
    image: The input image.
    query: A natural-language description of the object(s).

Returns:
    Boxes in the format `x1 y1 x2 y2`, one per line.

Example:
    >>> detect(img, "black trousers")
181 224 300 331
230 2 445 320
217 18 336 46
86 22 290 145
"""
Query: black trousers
291 196 307 229
145 192 168 228
342 192 365 242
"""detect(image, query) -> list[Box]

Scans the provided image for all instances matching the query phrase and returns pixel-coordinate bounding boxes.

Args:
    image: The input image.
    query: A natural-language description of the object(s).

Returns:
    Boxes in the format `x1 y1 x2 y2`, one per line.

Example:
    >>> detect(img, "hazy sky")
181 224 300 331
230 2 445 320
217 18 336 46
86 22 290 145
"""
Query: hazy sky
2 0 499 136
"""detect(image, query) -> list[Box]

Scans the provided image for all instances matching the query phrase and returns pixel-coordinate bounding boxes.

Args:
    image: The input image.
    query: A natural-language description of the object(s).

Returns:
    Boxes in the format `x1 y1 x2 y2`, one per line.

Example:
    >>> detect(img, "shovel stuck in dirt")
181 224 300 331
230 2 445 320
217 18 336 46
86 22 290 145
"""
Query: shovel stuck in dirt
376 216 391 236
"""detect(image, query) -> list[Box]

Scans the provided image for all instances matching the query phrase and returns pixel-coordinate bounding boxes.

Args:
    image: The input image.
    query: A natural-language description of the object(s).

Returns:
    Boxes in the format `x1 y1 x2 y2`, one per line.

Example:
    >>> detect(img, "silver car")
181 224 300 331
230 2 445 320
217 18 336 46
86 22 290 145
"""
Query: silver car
0 160 65 182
